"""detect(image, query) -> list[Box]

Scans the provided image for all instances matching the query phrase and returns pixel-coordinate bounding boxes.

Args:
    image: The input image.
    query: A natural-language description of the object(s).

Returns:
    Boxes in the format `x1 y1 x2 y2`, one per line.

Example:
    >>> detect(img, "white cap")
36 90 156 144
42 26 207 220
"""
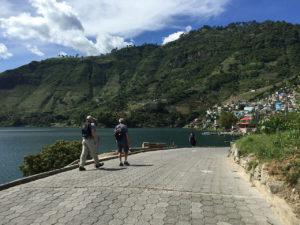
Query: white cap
86 115 96 121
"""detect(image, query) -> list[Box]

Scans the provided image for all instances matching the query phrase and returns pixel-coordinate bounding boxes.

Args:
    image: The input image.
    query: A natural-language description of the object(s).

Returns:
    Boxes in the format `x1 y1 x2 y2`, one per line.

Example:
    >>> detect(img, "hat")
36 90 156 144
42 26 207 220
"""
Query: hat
86 115 96 121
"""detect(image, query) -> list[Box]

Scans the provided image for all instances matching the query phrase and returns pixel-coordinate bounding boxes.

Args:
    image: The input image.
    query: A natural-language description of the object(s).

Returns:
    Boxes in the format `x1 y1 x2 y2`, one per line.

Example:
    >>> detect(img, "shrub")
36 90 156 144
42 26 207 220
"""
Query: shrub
20 140 82 176
259 112 300 133
219 111 238 130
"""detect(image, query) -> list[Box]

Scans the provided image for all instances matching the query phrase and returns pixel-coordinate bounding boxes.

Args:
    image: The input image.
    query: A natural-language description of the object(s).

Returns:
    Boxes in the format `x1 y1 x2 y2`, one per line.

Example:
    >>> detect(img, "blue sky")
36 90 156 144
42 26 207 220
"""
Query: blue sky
0 0 300 72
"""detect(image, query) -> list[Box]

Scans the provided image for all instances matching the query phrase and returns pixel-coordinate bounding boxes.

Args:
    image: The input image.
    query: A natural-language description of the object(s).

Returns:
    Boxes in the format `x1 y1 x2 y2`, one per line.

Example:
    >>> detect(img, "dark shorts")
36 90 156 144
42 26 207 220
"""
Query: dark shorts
117 143 129 153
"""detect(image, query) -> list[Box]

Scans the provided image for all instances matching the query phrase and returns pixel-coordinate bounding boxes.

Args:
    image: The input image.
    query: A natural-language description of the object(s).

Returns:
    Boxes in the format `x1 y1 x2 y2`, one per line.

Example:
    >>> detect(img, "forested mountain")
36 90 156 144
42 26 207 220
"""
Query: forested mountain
1 21 300 127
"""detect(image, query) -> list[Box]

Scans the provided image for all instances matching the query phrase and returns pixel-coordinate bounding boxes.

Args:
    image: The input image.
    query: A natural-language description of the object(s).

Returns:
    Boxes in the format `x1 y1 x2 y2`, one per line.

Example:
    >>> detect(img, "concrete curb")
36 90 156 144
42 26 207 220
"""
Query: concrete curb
0 165 78 191
0 147 174 192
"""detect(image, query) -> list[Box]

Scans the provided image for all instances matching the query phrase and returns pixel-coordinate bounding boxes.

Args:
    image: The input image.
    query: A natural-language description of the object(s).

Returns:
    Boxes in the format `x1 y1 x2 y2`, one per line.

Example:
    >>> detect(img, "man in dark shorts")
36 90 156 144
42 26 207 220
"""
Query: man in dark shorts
114 118 130 166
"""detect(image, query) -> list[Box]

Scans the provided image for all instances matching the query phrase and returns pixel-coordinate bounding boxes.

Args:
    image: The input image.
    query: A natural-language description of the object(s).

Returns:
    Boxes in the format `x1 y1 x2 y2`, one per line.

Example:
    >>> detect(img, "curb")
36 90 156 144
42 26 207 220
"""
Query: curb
0 165 78 191
0 147 174 192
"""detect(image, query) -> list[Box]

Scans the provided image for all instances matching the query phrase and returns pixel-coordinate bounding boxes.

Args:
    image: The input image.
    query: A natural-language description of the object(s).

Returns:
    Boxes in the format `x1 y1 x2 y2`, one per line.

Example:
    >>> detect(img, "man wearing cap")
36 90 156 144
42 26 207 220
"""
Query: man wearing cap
114 118 130 166
79 115 104 171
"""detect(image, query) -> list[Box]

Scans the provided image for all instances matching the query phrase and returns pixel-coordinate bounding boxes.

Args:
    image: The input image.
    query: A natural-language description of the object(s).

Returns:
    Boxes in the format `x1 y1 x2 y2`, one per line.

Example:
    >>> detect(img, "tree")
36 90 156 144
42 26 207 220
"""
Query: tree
219 112 238 130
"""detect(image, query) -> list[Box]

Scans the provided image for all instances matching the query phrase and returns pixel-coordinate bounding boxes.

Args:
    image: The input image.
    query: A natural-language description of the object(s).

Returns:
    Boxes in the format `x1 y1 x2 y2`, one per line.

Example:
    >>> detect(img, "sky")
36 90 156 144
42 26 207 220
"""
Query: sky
0 0 300 72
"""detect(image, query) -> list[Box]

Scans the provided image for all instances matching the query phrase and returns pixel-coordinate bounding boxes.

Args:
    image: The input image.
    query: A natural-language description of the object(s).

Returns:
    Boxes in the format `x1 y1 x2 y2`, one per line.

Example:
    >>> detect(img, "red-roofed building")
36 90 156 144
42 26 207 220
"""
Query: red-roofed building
237 117 256 134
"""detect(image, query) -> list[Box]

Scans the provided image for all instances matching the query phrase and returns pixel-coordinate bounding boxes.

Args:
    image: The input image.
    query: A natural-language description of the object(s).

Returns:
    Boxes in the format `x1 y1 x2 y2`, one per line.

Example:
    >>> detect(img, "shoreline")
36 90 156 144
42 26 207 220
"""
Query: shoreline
0 126 242 136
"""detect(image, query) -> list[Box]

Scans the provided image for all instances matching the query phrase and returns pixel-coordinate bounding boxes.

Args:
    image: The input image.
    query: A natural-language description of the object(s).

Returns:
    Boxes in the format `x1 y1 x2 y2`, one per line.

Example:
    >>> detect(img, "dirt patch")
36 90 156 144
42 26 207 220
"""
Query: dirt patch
278 187 300 217
267 153 300 186
266 154 300 218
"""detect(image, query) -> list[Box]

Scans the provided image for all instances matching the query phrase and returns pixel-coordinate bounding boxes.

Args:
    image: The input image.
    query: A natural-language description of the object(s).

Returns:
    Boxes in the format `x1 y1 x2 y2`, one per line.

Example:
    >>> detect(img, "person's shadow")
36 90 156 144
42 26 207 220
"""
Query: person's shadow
94 164 153 171
98 167 127 171
128 164 153 167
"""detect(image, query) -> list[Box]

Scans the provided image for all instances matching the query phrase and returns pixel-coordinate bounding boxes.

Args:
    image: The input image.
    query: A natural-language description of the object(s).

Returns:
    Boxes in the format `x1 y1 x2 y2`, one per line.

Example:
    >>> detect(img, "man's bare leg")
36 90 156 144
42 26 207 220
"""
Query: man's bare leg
124 152 130 165
119 152 124 166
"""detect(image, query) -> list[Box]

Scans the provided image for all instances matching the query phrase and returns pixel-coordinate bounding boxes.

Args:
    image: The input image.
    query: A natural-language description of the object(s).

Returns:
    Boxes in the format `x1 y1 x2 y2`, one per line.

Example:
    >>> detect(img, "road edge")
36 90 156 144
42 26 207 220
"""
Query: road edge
228 145 300 225
0 147 174 191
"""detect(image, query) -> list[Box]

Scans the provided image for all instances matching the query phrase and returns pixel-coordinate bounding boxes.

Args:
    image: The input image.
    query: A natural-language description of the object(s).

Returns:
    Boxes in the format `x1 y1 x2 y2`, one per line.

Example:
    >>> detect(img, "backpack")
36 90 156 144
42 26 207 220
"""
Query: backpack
114 127 124 141
82 122 92 138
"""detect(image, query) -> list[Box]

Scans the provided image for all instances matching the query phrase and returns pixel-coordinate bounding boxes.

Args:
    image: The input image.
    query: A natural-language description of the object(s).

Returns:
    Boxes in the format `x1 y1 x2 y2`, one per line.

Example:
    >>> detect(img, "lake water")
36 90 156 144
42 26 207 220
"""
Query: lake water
0 127 236 185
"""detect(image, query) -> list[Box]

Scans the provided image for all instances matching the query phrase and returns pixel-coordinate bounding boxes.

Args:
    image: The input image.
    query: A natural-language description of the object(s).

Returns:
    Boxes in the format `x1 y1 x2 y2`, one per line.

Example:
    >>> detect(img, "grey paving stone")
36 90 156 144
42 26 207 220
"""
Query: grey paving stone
0 148 284 225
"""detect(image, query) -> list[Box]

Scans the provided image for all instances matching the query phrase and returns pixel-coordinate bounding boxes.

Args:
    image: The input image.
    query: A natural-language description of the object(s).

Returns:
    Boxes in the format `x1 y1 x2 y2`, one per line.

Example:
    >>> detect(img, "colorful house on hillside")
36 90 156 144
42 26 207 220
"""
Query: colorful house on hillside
275 101 283 111
234 111 245 119
244 106 254 113
237 116 256 134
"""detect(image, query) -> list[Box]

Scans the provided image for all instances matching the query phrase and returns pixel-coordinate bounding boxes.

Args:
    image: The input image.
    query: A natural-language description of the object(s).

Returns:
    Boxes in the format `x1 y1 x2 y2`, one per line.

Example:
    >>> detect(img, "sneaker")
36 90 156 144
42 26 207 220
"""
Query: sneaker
124 161 130 166
119 162 124 166
95 162 104 168
79 166 86 171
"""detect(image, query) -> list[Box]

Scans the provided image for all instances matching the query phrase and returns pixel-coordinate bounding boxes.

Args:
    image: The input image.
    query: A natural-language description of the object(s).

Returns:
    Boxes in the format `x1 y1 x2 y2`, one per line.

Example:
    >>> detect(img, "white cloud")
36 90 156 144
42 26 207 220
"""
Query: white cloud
0 0 230 55
185 25 192 32
58 51 67 56
0 43 12 59
0 0 100 55
162 26 192 45
26 44 45 56
162 31 185 45
67 0 229 37
95 34 132 54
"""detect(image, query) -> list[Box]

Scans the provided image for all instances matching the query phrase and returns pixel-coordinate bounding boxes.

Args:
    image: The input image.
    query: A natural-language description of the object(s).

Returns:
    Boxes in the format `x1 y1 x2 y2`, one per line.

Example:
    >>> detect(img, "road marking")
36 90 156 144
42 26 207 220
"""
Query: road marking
200 170 213 174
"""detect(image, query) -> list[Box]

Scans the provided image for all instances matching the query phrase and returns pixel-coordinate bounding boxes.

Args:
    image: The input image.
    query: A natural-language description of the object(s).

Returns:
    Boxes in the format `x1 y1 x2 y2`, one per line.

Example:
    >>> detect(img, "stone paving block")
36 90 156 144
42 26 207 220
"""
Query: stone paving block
0 148 284 225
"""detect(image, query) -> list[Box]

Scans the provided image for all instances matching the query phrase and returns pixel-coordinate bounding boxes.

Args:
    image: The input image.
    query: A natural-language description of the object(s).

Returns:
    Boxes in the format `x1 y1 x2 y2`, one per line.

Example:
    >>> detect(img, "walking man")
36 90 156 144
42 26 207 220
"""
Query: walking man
114 118 130 166
79 115 104 171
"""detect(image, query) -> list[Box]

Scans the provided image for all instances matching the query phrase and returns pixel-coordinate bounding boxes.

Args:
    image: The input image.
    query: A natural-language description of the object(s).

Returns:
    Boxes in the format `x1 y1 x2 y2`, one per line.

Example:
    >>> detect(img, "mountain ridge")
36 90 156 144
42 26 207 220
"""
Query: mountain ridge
1 21 300 127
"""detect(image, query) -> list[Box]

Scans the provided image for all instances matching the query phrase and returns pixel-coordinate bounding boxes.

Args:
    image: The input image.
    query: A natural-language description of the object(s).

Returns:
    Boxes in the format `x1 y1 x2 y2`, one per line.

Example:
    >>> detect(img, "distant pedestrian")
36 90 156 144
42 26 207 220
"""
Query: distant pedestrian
189 132 196 147
79 115 104 171
114 118 130 166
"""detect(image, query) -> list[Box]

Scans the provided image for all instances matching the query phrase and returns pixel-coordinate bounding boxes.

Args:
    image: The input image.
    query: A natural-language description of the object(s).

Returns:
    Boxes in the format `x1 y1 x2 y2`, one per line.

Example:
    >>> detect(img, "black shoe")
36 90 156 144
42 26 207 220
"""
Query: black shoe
119 162 124 166
79 166 86 171
95 162 104 168
124 161 130 166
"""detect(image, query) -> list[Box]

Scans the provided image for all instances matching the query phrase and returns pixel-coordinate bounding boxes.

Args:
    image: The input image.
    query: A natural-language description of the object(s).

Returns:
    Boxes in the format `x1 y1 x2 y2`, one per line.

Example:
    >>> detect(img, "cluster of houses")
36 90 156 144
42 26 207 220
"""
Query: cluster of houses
190 87 299 134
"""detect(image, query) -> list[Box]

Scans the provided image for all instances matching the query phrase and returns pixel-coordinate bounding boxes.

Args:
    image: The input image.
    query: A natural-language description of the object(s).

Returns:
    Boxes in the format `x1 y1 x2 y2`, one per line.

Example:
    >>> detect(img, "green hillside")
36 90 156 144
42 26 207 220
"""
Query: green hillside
1 21 300 127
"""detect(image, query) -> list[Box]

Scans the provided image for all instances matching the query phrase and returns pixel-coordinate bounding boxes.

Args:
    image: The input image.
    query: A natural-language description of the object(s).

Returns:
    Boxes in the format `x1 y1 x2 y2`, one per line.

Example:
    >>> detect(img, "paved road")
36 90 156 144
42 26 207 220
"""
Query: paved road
0 148 283 225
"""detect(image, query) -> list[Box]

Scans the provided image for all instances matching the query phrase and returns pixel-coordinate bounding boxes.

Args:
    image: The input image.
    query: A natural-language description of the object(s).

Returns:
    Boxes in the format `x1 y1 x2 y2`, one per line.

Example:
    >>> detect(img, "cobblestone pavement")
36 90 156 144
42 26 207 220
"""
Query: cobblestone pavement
0 148 283 225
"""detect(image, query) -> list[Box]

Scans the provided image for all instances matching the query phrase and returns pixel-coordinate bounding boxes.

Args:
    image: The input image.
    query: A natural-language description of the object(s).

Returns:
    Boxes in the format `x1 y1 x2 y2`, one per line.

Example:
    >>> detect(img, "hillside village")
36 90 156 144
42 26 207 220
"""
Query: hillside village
189 86 300 134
